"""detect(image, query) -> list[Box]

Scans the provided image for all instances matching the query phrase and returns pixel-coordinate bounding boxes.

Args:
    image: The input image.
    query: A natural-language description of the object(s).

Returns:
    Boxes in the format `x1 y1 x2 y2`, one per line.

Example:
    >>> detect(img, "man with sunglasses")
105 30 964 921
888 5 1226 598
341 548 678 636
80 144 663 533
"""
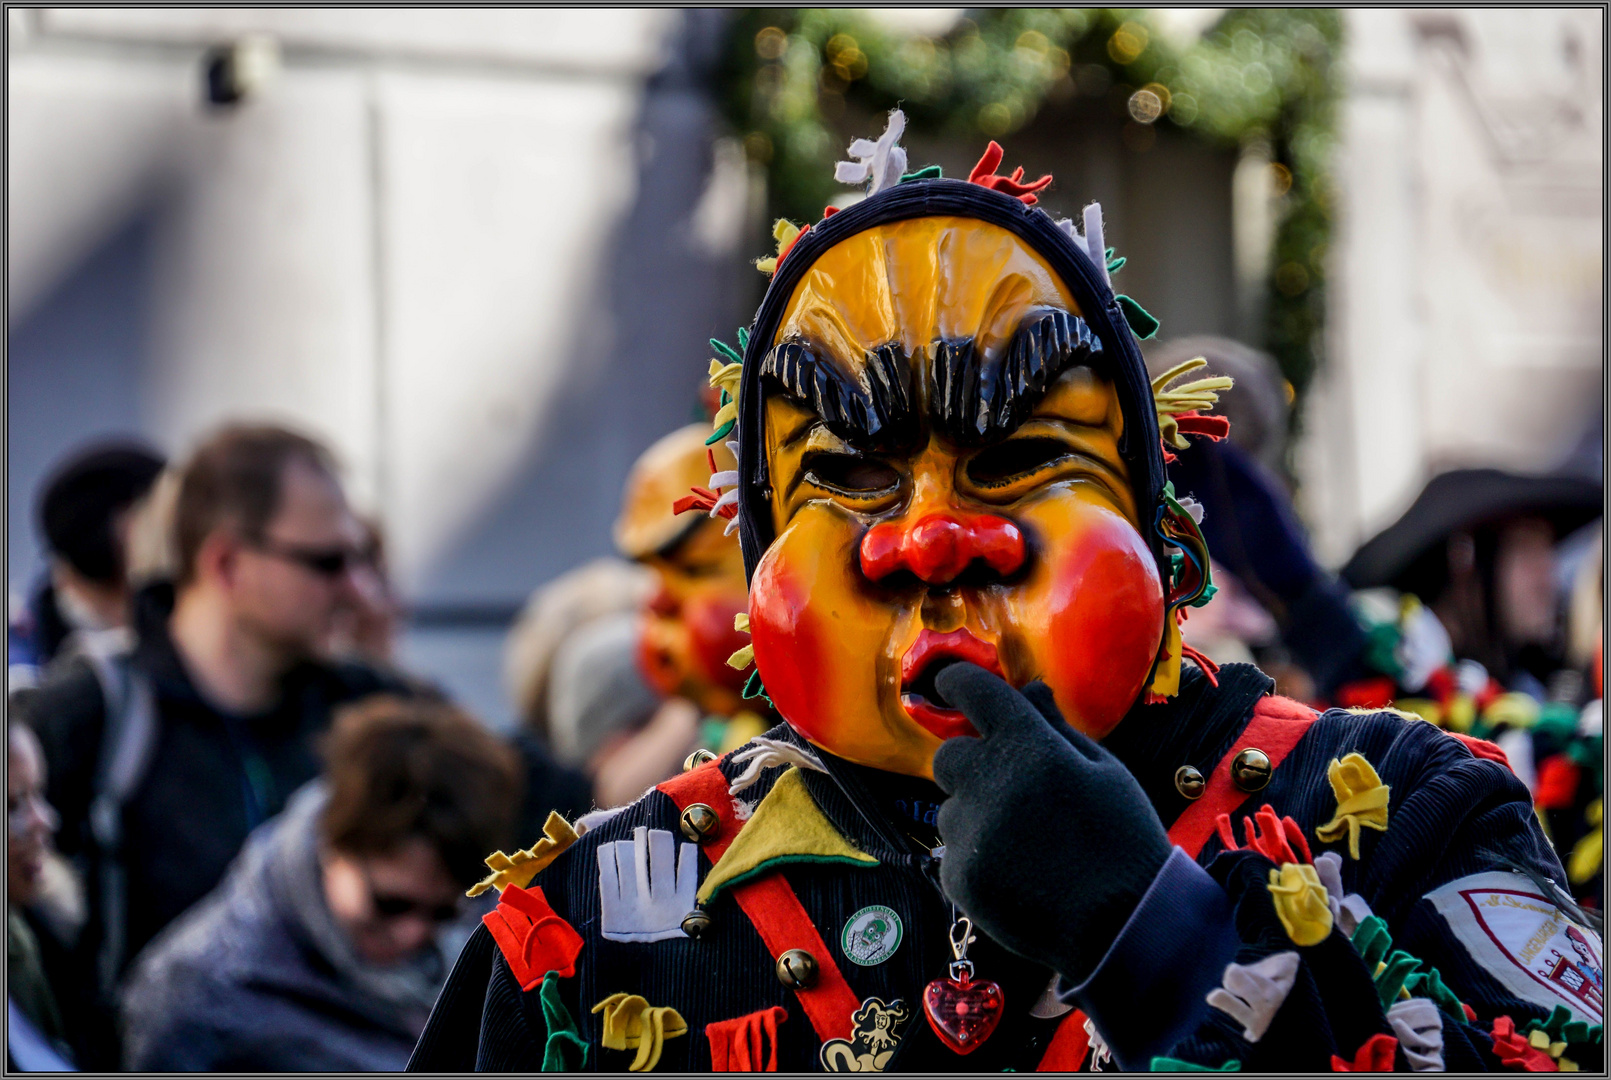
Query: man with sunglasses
121 695 522 1071
21 423 421 1066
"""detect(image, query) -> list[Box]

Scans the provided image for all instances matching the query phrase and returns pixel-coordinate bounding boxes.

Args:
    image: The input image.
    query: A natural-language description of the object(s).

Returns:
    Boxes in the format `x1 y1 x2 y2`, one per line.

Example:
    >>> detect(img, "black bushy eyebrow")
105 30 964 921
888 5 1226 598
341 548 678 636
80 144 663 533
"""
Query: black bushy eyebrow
761 309 1103 452
929 309 1105 445
760 340 919 450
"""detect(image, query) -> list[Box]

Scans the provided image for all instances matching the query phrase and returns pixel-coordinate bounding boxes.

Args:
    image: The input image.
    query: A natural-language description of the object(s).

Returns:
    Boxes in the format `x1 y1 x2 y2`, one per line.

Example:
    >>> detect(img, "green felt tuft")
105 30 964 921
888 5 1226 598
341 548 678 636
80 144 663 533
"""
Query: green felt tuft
900 164 944 182
538 972 589 1071
1116 294 1160 340
1150 1056 1241 1071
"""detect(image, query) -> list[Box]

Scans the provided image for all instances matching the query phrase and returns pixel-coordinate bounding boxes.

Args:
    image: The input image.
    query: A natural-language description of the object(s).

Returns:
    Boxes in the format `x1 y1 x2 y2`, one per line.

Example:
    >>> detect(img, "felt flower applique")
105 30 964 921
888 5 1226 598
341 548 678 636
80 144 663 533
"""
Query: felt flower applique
1315 753 1391 859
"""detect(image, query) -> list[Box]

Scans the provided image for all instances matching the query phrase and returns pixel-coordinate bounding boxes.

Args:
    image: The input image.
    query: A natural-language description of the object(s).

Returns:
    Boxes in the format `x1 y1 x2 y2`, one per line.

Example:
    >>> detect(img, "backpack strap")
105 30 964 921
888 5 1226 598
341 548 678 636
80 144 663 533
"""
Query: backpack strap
657 762 861 1044
1037 694 1321 1071
77 634 160 992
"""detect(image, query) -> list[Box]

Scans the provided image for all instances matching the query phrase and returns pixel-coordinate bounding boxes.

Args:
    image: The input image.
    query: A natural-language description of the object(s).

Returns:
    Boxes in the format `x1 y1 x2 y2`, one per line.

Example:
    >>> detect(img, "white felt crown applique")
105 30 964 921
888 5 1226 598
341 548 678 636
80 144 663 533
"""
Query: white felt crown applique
596 826 699 943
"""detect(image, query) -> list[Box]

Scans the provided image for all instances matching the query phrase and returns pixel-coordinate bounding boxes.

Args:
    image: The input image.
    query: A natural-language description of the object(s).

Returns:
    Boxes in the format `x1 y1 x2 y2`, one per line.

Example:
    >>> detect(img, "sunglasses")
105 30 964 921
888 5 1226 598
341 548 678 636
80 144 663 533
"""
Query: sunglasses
370 893 461 924
252 539 373 578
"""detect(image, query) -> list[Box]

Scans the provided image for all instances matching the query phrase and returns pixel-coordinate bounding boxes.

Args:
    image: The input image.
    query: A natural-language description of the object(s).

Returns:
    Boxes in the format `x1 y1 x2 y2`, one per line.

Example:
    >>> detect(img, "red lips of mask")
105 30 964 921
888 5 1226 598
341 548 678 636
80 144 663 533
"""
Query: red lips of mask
899 628 1004 740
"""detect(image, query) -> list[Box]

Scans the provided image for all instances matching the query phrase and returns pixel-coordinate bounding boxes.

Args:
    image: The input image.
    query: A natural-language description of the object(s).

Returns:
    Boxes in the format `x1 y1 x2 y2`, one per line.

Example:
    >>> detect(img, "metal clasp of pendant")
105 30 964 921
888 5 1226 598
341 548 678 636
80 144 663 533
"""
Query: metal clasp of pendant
948 916 978 983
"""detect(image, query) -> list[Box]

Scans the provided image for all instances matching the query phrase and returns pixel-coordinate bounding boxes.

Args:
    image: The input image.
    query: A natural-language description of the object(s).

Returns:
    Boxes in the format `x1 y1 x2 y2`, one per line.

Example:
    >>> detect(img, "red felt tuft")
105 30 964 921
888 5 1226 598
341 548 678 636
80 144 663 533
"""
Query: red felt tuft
776 224 810 271
707 1006 789 1072
1330 1033 1398 1072
1489 1015 1559 1071
1179 640 1220 686
481 884 584 991
822 205 838 217
967 141 1053 205
1175 412 1232 441
1215 804 1311 865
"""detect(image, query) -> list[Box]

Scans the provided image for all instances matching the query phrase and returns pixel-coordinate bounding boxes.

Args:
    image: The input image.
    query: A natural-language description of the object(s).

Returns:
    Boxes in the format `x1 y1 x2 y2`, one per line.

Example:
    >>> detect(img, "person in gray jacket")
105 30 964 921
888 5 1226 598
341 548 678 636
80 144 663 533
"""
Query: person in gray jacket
120 695 521 1071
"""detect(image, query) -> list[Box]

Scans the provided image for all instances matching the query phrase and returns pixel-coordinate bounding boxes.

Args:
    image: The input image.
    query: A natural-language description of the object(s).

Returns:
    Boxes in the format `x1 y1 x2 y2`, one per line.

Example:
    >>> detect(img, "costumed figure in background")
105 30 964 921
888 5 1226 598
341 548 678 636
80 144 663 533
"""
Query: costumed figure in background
616 424 775 757
411 115 1603 1073
1338 469 1604 910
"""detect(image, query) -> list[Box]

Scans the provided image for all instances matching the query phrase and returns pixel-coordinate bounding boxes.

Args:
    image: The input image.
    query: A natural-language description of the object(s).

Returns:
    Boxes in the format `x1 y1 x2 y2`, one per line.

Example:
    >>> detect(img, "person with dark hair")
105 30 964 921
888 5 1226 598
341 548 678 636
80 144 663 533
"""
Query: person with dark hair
12 440 165 681
19 421 417 1068
121 695 523 1071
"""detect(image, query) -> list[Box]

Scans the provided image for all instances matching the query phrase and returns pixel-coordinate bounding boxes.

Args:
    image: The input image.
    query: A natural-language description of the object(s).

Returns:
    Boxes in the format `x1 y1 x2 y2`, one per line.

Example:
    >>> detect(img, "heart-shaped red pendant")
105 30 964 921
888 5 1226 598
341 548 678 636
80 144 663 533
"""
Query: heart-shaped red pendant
922 971 1004 1055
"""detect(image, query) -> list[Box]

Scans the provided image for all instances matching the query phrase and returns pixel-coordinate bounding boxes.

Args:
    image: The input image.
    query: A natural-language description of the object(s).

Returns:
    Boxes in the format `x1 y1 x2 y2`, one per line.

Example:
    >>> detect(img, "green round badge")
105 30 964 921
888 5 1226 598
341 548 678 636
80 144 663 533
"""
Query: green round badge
841 905 903 967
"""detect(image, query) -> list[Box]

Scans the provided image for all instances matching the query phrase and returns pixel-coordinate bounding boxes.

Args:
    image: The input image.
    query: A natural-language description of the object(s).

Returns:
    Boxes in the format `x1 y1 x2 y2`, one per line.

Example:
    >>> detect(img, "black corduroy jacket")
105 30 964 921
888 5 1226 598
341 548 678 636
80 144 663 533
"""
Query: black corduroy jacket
411 665 1599 1072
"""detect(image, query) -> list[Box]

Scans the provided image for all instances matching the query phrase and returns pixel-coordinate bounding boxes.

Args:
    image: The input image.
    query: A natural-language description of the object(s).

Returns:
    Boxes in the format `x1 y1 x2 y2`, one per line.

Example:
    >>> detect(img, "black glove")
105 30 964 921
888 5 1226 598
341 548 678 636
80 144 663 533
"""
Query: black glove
931 663 1173 985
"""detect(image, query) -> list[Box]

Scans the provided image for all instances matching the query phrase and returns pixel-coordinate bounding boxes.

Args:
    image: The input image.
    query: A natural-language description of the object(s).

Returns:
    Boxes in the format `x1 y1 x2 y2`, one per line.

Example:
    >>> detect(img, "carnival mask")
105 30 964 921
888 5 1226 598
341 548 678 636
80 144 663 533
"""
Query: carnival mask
686 122 1226 779
615 425 752 718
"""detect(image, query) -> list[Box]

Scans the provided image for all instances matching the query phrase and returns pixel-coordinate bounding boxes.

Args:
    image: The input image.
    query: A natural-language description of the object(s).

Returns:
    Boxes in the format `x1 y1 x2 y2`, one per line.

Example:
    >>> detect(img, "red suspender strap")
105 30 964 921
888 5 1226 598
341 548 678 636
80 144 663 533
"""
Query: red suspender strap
1166 694 1319 859
656 763 861 1045
1037 694 1319 1071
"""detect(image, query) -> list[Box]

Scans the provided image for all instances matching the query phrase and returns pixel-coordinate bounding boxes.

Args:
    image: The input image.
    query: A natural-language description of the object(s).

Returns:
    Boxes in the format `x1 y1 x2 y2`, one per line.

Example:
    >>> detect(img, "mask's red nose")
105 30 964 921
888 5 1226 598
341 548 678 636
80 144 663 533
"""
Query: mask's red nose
859 512 1026 586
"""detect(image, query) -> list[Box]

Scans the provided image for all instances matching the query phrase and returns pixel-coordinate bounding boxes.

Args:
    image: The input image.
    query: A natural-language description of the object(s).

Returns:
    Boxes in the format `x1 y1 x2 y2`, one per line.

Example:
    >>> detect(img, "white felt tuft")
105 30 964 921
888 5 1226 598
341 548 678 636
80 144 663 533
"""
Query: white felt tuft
728 737 826 795
1387 997 1445 1071
835 110 908 197
597 826 698 942
574 804 628 837
1082 202 1111 289
1206 950 1301 1043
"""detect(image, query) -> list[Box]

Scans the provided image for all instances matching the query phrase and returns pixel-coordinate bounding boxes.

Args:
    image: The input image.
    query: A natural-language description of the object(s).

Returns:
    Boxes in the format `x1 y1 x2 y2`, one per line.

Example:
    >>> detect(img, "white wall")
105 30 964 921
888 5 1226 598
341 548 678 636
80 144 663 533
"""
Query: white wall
1302 8 1603 566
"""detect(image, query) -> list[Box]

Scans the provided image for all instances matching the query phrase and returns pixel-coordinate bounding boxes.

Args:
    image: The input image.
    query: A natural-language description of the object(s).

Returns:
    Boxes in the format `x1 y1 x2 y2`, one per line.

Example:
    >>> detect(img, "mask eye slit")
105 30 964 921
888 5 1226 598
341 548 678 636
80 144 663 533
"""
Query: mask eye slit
964 437 1077 488
802 450 901 498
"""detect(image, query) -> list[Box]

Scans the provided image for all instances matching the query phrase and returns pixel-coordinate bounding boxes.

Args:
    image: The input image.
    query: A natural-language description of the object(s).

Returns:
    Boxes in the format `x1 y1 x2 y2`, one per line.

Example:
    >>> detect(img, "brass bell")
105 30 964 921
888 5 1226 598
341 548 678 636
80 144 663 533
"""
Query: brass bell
1231 748 1273 792
683 748 718 771
775 948 818 989
679 803 721 844
681 908 712 939
1174 764 1206 800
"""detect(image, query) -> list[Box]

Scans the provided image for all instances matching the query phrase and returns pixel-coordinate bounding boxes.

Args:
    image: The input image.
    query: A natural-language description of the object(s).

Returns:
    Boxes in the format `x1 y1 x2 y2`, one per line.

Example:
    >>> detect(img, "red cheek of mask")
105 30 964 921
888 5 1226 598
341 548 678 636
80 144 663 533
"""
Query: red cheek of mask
634 619 681 698
683 592 754 692
747 553 830 741
1040 511 1165 734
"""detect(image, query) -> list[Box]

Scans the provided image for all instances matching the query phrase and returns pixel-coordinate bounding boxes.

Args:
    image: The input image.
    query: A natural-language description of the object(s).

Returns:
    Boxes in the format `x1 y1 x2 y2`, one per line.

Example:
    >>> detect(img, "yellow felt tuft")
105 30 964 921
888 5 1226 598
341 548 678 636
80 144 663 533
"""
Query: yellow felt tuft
1152 356 1235 450
467 810 579 897
1315 753 1391 860
1147 614 1184 699
725 644 755 670
592 993 687 1072
697 766 878 904
1266 862 1333 946
754 218 803 276
733 612 750 634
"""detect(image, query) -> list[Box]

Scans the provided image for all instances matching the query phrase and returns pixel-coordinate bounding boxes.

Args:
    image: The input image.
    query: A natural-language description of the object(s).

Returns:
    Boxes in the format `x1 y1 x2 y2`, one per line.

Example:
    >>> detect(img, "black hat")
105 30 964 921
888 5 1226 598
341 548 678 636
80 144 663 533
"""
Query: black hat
1341 467 1603 595
38 441 166 583
733 178 1166 584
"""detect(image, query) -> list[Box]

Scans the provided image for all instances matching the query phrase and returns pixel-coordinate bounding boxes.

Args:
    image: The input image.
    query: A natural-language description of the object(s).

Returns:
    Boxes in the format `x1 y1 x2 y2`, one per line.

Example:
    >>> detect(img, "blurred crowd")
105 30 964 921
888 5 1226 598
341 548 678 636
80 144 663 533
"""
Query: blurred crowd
4 335 1603 1071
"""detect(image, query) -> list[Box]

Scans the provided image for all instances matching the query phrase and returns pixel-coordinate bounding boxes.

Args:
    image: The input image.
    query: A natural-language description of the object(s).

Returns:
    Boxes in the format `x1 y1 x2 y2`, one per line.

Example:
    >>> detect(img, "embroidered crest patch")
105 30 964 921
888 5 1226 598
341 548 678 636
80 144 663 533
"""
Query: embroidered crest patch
1426 871 1603 1023
819 996 911 1072
841 905 903 966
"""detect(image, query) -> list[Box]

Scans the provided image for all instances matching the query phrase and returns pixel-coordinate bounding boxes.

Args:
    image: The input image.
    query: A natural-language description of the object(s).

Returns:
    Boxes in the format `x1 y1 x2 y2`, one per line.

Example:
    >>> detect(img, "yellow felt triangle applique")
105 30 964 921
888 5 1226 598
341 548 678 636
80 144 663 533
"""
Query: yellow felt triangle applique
696 766 878 904
467 810 579 898
1315 753 1391 860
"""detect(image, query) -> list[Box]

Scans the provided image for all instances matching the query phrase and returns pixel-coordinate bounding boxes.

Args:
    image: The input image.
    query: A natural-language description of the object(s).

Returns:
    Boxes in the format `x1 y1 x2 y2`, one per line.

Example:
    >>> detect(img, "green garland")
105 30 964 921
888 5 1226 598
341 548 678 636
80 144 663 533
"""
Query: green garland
716 8 1341 403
